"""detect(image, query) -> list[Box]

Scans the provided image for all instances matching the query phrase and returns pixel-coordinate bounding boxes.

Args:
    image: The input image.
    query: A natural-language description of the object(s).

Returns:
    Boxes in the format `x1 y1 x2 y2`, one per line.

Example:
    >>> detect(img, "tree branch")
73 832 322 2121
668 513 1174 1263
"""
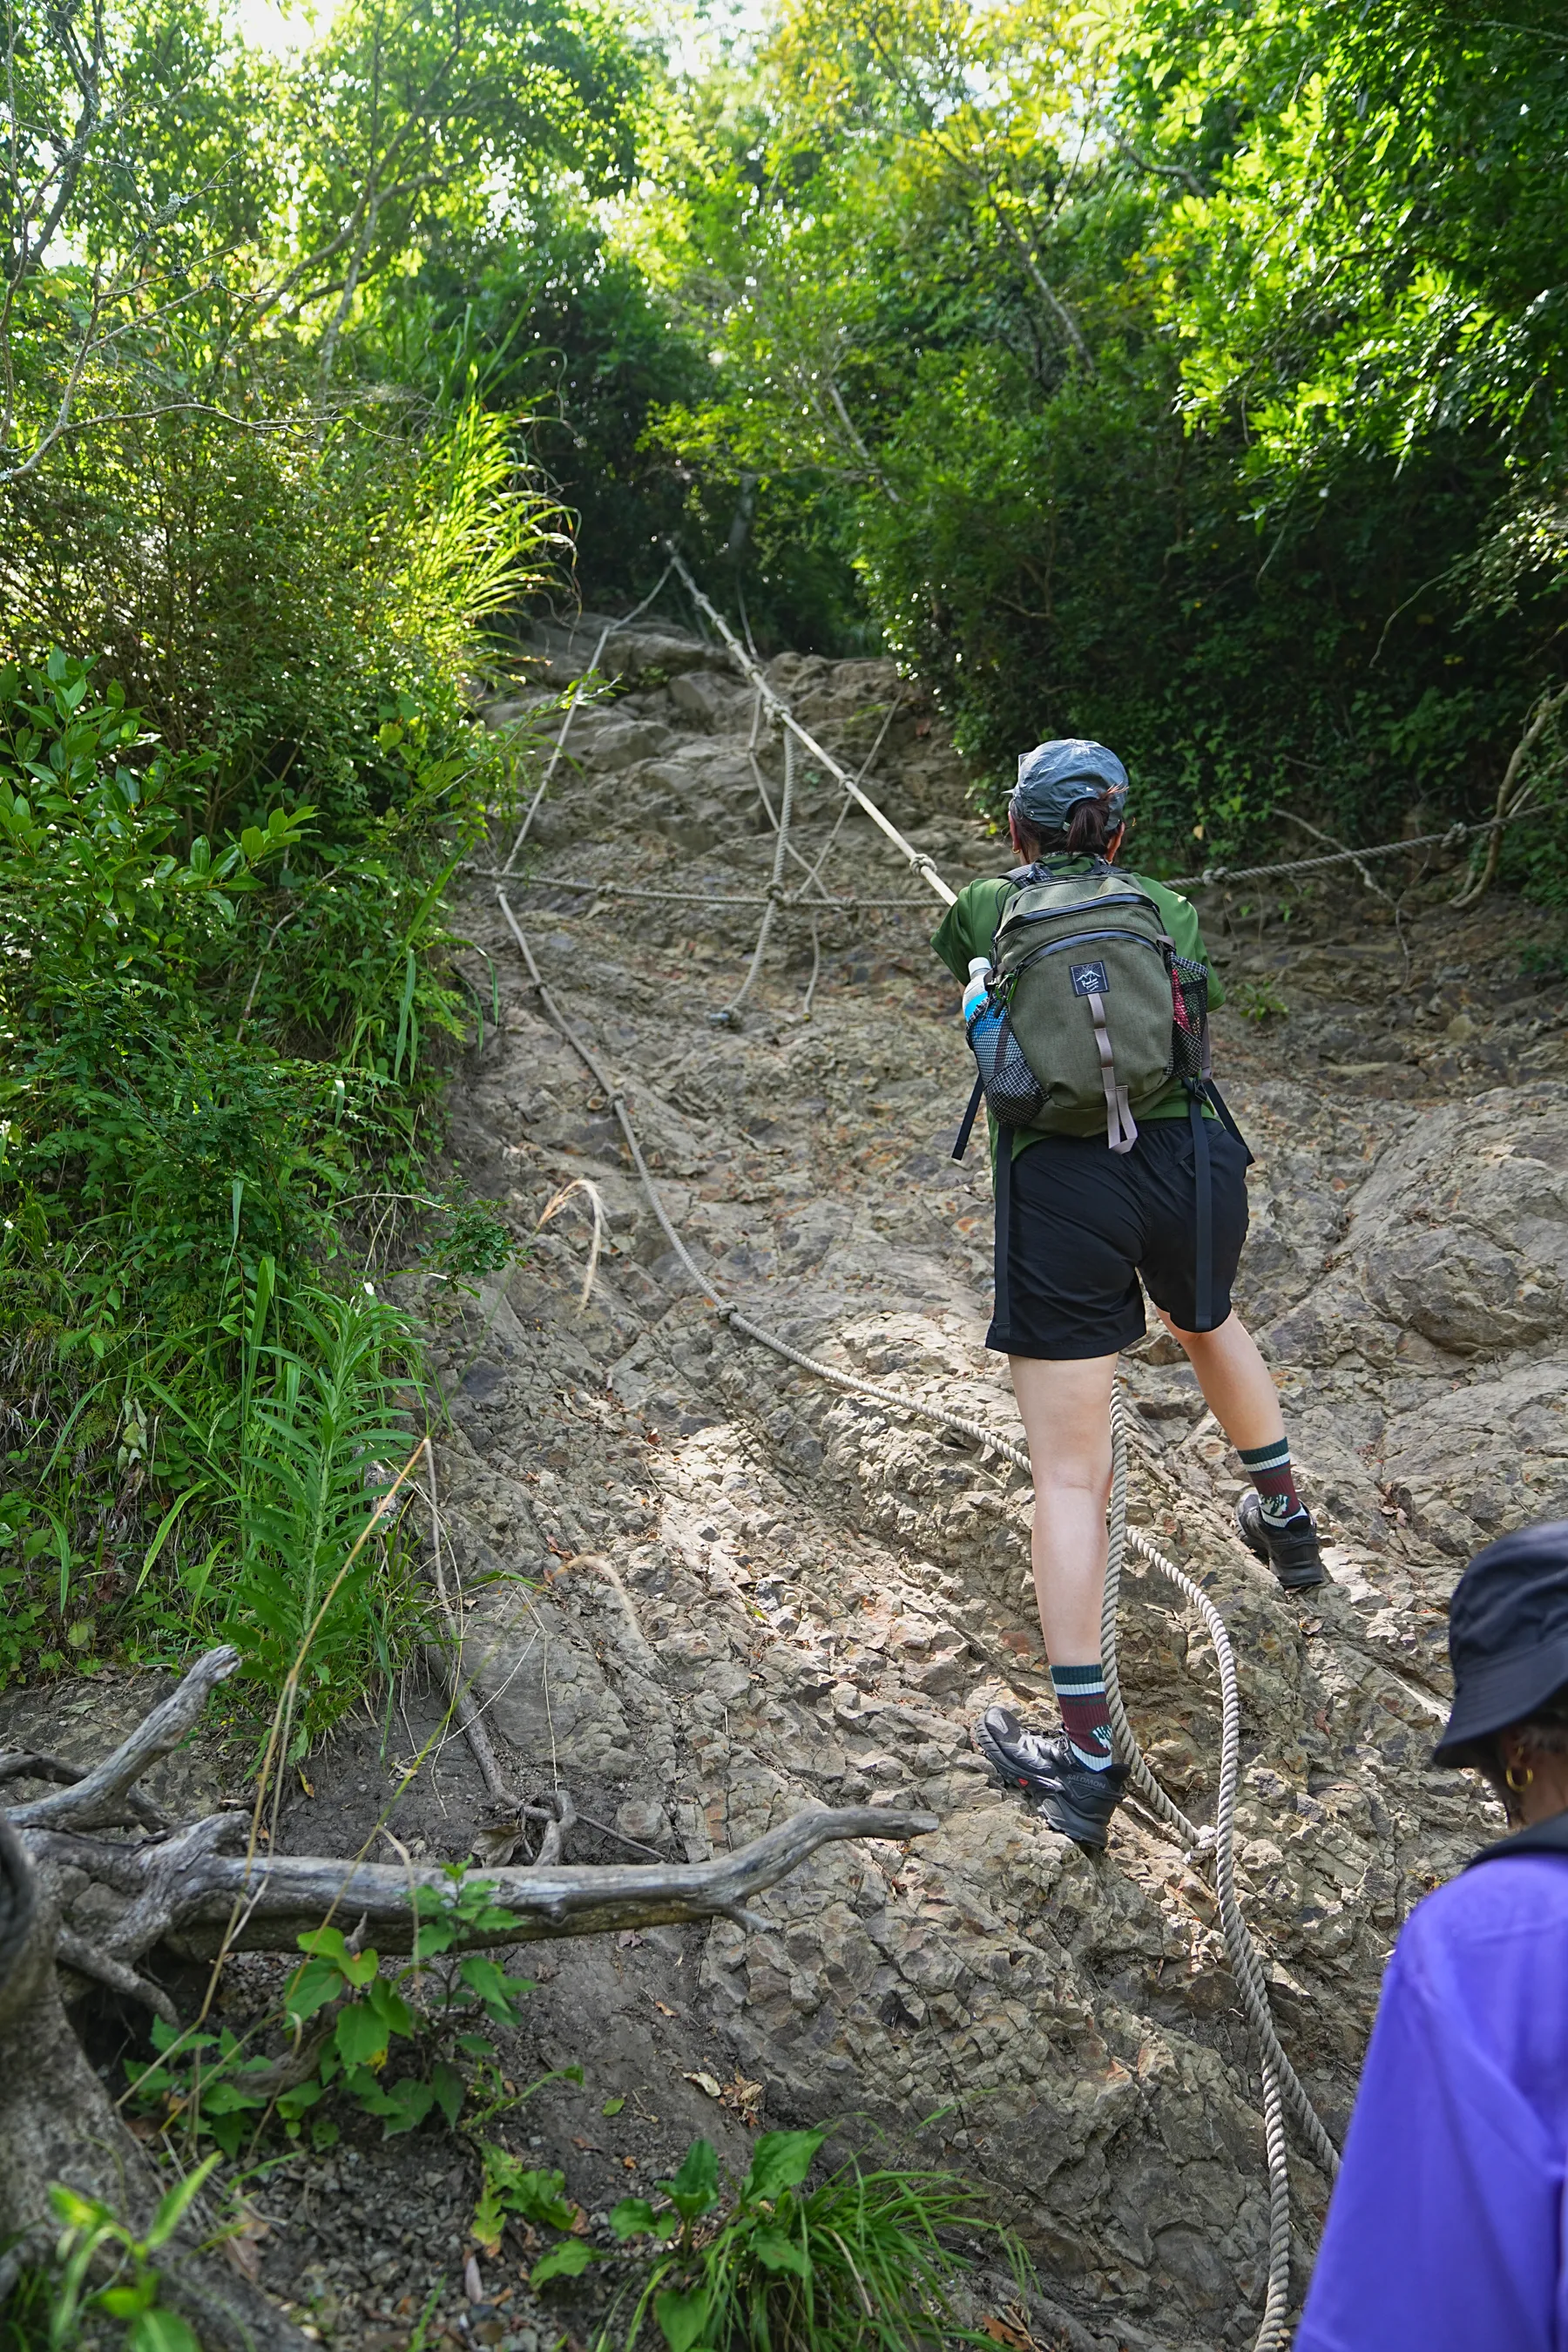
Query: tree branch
1110 132 1205 199
1453 679 1568 908
7 1646 237 1832
24 1801 937 1962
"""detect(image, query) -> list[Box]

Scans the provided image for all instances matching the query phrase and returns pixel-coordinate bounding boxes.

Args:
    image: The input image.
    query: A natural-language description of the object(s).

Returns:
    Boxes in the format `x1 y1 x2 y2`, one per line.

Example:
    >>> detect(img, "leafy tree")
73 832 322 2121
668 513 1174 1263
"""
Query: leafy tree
639 0 1568 856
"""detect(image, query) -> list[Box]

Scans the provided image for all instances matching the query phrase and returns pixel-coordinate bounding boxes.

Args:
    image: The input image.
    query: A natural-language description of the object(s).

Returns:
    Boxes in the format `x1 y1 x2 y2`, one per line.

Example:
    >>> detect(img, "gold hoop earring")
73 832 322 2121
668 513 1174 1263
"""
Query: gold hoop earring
1506 1762 1535 1794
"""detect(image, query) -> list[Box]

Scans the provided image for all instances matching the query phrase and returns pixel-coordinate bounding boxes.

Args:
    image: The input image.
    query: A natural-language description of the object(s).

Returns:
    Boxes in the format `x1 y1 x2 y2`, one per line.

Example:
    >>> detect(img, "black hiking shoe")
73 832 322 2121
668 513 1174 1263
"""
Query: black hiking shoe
1236 1489 1327 1592
971 1707 1128 1848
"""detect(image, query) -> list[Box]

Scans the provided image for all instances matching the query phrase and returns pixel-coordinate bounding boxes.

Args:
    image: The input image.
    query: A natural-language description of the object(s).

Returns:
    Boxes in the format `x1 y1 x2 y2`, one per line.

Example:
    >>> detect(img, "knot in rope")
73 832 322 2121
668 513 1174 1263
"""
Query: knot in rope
1200 864 1228 885
1442 821 1468 848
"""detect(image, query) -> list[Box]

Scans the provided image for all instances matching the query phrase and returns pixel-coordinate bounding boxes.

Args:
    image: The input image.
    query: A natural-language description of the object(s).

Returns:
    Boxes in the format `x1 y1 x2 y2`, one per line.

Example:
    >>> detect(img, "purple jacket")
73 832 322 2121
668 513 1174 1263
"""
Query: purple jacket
1298 1832 1568 2351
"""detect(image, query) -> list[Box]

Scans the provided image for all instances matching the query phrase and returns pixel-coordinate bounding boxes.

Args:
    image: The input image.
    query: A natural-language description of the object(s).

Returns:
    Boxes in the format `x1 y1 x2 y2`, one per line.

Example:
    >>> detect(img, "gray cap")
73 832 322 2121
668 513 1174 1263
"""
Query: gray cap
1433 1519 1568 1766
1012 739 1128 835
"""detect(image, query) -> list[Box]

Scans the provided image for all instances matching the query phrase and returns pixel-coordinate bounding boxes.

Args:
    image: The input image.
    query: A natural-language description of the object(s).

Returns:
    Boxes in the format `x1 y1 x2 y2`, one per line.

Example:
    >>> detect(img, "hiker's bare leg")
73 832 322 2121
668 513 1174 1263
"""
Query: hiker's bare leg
1157 1307 1285 1454
1009 1351 1118 1662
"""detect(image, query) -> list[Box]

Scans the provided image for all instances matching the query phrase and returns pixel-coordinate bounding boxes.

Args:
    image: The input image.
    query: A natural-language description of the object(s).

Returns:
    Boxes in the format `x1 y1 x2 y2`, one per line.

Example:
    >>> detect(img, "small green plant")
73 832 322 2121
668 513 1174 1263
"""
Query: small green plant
599 2132 1029 2351
1232 977 1288 1023
38 2157 220 2352
473 2147 582 2265
125 1870 568 2156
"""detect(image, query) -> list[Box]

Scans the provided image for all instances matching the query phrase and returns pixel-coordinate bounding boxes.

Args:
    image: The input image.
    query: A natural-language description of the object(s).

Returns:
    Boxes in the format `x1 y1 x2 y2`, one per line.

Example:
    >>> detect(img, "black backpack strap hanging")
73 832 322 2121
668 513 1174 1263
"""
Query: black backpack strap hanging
992 1125 1014 1338
952 1071 984 1162
1200 1077 1253 1162
1188 1085 1215 1334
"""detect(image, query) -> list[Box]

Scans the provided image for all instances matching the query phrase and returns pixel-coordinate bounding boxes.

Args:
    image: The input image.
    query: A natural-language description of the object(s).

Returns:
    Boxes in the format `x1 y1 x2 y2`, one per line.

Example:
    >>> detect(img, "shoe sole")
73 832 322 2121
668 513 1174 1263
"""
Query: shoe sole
970 1720 1117 1849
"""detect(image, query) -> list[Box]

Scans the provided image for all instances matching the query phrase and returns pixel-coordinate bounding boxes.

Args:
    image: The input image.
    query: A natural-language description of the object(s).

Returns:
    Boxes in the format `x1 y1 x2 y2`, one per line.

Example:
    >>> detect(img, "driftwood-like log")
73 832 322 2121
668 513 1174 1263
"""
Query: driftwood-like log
7 1644 237 1833
0 1648 937 2350
32 1797 936 1960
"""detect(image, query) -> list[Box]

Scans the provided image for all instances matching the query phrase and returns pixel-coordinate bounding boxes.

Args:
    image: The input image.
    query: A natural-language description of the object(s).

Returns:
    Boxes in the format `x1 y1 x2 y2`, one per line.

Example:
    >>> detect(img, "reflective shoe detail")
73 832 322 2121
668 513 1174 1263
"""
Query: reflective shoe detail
1236 1488 1327 1591
971 1707 1129 1848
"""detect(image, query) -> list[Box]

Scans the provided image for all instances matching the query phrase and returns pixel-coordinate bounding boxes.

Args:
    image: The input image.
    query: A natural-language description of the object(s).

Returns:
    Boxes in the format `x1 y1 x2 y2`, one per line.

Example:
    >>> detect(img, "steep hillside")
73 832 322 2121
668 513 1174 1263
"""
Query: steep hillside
6 610 1565 2352
423 610 1568 2345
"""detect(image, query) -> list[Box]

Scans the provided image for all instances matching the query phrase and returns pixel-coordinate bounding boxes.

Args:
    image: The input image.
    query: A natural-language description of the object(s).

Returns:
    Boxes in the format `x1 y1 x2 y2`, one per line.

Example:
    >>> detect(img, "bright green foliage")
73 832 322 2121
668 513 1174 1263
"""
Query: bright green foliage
394 208 711 615
0 0 647 1709
626 0 1568 871
474 2146 582 2265
124 1870 567 2159
0 657 494 1702
30 2158 219 2352
605 2130 1028 2349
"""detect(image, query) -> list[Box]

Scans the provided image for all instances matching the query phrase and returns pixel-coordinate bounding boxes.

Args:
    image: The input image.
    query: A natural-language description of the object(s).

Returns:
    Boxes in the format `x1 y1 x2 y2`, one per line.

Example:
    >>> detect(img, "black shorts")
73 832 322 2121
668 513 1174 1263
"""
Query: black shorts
986 1117 1251 1360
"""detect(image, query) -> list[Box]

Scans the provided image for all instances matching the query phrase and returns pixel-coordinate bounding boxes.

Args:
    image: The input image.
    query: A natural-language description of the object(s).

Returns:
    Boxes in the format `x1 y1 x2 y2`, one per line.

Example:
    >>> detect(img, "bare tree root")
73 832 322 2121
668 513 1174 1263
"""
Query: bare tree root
1 1647 936 2348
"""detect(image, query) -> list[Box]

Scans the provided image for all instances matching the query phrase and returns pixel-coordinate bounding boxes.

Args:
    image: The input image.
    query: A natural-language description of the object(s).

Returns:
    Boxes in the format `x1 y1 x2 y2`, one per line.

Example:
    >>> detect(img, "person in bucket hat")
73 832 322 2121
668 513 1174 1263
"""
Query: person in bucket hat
1297 1517 1568 2349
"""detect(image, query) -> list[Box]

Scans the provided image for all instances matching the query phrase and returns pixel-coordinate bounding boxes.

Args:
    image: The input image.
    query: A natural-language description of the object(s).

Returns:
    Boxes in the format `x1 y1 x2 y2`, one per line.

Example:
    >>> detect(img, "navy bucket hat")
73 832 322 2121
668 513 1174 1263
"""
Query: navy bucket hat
1012 739 1129 836
1434 1519 1568 1766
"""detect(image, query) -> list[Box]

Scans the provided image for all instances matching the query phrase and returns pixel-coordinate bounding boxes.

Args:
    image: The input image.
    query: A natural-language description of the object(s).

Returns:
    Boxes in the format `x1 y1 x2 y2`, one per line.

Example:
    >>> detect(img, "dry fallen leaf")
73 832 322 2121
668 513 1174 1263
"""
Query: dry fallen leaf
221 2204 270 2283
719 2072 764 2125
684 2070 723 2099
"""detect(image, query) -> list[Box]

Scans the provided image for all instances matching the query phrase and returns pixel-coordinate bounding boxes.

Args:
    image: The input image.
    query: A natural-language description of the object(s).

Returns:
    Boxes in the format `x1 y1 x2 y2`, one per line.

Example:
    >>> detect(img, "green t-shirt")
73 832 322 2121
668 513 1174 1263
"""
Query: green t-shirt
930 858 1226 1162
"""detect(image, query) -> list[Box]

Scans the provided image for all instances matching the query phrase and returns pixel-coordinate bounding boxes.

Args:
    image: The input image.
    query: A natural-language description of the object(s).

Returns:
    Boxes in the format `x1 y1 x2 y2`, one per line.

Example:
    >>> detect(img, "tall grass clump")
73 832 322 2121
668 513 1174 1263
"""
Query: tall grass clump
607 2132 1030 2352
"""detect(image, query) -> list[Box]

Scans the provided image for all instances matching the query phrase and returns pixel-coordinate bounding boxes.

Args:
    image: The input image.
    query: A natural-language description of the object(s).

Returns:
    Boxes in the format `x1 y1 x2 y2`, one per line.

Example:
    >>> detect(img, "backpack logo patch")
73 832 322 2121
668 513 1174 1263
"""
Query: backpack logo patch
1070 961 1110 997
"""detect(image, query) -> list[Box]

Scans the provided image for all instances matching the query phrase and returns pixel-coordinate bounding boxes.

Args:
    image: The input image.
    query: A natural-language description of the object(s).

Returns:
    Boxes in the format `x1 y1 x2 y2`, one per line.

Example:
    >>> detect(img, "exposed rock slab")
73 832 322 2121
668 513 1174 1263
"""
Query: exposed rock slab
411 612 1568 2348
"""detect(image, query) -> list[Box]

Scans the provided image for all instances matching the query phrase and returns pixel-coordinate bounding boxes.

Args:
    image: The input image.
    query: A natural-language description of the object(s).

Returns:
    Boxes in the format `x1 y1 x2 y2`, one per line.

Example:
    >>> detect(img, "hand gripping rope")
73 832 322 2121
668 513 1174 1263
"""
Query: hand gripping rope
496 863 1337 2350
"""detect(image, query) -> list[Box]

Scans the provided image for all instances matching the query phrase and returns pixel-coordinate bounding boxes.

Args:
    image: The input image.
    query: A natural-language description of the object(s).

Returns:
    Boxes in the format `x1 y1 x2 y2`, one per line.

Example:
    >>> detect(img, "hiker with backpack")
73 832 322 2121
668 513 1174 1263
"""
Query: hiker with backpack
932 739 1327 1848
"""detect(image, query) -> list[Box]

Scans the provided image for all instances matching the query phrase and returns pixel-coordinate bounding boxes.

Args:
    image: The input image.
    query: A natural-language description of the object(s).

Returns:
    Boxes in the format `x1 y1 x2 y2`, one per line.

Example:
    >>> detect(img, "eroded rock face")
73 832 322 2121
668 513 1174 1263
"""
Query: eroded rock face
427 610 1568 2348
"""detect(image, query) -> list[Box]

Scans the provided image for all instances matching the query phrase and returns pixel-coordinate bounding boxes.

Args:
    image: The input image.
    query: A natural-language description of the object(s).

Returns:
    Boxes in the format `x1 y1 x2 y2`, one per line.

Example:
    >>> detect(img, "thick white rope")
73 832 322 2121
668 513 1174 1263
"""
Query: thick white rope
472 874 932 909
1166 811 1523 893
716 728 796 1022
486 627 1356 2338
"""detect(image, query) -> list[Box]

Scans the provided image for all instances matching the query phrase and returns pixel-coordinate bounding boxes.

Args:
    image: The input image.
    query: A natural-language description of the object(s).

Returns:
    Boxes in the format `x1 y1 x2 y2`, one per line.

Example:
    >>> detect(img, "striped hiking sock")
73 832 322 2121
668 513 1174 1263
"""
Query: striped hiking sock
1051 1663 1115 1772
1240 1437 1309 1531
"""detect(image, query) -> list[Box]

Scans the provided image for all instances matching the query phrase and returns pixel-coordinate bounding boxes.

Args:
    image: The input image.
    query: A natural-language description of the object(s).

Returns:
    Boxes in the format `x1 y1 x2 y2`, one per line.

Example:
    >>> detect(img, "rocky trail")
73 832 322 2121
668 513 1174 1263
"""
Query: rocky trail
9 610 1568 2352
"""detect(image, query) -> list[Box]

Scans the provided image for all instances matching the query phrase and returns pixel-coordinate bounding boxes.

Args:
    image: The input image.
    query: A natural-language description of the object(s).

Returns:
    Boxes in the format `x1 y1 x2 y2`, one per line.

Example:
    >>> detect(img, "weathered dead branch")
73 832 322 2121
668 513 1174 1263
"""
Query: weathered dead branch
0 1647 936 2348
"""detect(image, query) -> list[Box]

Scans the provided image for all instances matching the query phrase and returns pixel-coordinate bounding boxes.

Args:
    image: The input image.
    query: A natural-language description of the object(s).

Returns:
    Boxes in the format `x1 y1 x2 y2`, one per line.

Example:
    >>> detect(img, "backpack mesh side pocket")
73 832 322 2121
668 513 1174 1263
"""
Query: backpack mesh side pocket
968 995 1045 1128
1170 955 1211 1081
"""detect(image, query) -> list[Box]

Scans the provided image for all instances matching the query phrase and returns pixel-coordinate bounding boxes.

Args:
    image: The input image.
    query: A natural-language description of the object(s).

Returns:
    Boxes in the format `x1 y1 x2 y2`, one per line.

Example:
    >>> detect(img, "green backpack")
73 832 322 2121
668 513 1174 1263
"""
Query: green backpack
952 861 1238 1333
961 862 1208 1153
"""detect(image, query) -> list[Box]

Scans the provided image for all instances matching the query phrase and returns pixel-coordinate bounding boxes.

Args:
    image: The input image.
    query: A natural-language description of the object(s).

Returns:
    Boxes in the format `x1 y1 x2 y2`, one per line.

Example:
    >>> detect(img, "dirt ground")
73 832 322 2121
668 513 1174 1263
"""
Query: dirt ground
8 609 1568 2351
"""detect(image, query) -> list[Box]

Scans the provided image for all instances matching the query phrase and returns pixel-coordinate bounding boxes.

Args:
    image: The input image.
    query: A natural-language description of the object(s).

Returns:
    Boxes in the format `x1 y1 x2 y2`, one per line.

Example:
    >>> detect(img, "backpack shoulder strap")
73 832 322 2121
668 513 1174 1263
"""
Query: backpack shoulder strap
990 874 1027 958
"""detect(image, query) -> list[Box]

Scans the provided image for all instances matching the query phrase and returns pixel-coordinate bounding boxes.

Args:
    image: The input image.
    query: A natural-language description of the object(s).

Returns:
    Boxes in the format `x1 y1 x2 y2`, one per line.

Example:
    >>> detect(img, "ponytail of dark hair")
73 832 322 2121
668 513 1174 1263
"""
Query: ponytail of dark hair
1009 788 1125 864
1064 795 1120 856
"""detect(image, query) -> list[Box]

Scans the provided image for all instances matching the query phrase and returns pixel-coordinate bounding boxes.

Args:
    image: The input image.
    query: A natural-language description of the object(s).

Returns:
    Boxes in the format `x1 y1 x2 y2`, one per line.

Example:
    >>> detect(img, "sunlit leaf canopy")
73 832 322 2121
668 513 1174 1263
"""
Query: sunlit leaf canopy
616 0 1566 862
